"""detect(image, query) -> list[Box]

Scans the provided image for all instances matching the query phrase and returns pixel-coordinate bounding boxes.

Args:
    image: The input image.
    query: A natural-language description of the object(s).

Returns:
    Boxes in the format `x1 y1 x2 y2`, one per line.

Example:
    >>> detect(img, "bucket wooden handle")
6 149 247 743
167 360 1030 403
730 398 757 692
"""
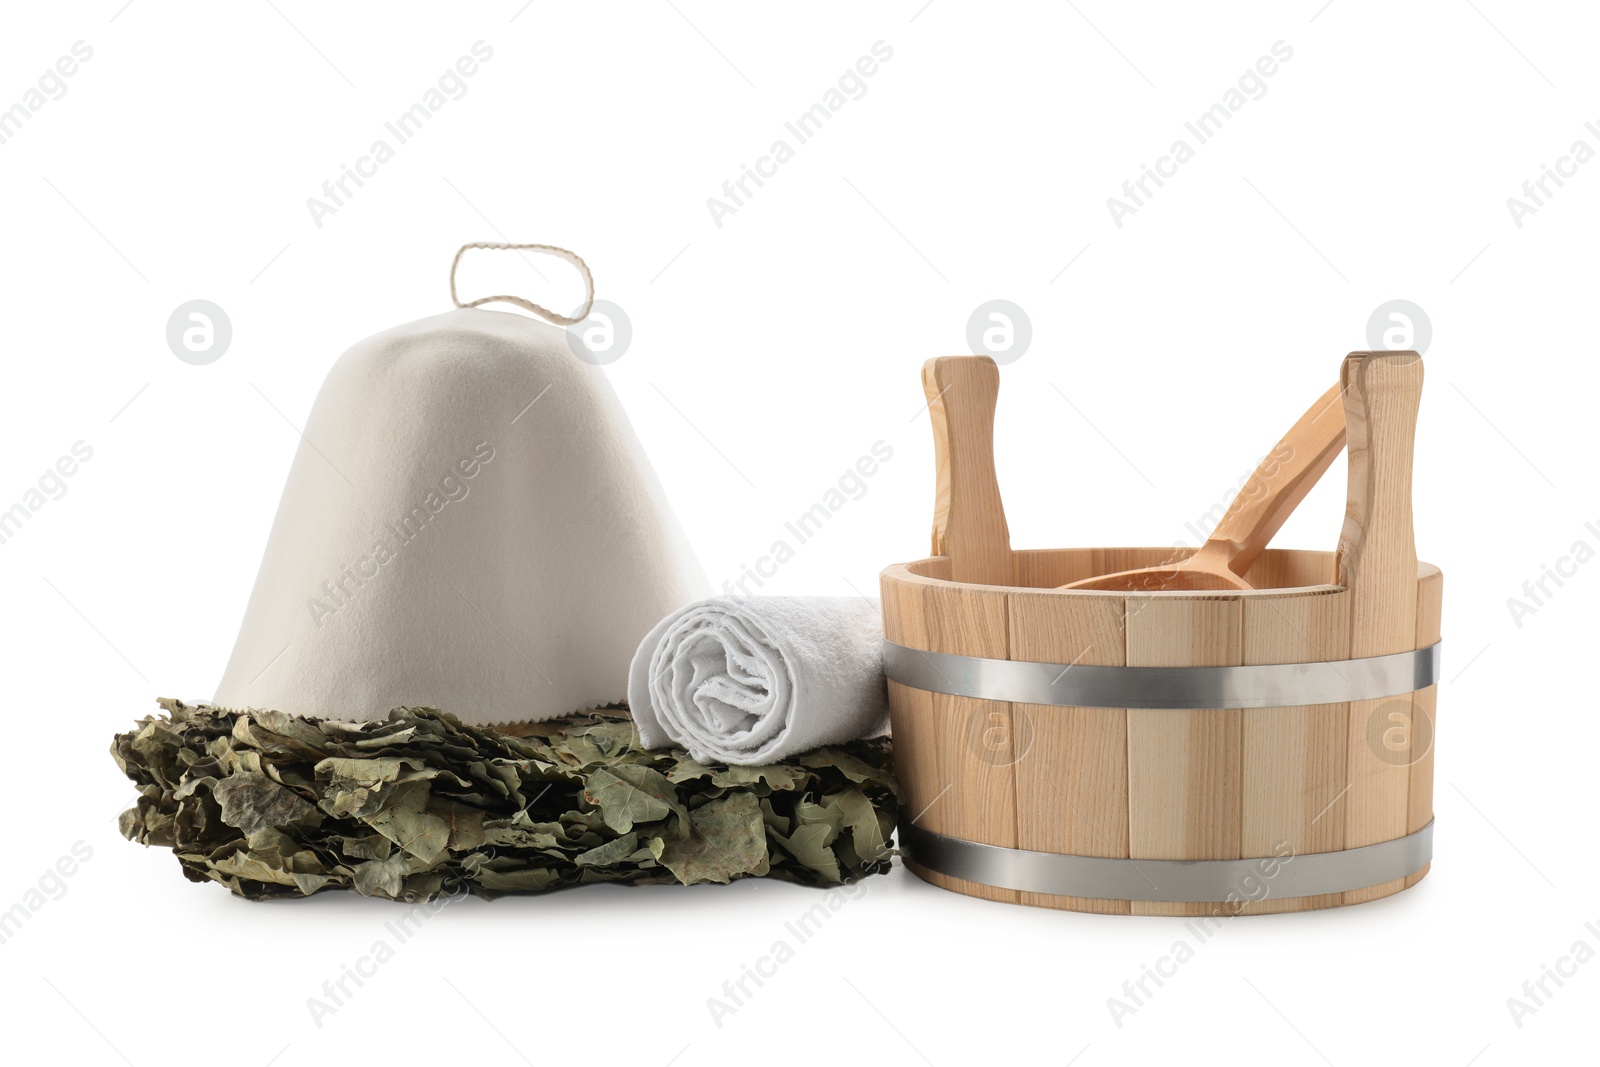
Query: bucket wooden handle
1336 350 1423 654
923 356 1012 584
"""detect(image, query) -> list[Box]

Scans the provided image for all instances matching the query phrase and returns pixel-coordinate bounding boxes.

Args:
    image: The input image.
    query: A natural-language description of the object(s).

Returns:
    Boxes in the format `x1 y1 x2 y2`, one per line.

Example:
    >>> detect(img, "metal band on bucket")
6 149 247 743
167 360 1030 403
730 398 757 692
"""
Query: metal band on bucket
898 820 1434 902
883 641 1441 710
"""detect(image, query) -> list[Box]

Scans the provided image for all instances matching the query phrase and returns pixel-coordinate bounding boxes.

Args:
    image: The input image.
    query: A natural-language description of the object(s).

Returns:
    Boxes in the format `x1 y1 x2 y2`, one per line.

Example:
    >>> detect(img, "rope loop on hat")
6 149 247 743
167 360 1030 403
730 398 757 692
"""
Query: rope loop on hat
449 242 595 326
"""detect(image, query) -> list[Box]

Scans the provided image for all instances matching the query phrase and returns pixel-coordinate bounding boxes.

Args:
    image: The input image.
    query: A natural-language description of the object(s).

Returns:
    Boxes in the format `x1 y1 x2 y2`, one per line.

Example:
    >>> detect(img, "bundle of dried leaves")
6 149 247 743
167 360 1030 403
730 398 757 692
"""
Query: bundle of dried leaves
114 699 898 901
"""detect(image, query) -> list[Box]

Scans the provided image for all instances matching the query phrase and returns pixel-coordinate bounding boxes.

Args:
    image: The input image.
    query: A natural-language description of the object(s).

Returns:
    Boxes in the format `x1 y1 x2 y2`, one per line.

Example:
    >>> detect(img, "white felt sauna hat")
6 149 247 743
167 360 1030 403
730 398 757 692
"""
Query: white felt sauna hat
213 243 707 724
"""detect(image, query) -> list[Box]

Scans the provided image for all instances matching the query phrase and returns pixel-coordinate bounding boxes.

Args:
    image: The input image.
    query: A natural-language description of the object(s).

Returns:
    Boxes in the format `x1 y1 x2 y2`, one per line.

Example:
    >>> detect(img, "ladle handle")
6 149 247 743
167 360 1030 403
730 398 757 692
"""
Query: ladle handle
1202 381 1348 578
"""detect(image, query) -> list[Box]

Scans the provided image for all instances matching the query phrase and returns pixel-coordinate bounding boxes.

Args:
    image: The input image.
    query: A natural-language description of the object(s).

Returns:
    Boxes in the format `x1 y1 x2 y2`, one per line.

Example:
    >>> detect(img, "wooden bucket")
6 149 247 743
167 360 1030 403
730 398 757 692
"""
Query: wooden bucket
882 353 1441 914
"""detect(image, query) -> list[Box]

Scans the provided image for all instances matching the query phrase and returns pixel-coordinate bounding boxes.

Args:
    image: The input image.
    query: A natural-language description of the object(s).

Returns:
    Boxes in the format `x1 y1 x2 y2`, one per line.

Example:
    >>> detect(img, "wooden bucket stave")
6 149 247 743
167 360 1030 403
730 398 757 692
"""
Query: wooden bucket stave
882 354 1441 914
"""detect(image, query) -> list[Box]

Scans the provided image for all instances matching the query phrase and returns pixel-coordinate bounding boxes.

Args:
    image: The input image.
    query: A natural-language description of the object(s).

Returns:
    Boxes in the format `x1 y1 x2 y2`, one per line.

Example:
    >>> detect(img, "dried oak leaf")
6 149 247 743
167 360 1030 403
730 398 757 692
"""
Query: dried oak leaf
212 772 319 836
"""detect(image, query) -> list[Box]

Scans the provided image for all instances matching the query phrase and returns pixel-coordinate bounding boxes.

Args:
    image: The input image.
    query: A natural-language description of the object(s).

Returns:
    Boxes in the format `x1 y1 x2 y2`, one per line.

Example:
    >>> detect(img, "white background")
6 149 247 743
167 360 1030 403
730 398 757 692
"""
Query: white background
1 2 1596 1064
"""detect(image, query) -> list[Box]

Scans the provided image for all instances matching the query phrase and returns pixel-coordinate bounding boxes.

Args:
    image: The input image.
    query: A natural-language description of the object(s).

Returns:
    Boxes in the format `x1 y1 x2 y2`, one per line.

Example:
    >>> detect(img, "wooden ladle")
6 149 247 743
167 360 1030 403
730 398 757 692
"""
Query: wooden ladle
1059 382 1347 592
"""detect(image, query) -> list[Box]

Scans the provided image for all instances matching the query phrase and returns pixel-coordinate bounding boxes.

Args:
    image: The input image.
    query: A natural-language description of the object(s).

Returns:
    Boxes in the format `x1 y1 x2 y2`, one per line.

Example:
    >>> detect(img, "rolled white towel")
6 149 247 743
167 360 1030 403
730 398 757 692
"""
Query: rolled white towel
627 597 889 766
